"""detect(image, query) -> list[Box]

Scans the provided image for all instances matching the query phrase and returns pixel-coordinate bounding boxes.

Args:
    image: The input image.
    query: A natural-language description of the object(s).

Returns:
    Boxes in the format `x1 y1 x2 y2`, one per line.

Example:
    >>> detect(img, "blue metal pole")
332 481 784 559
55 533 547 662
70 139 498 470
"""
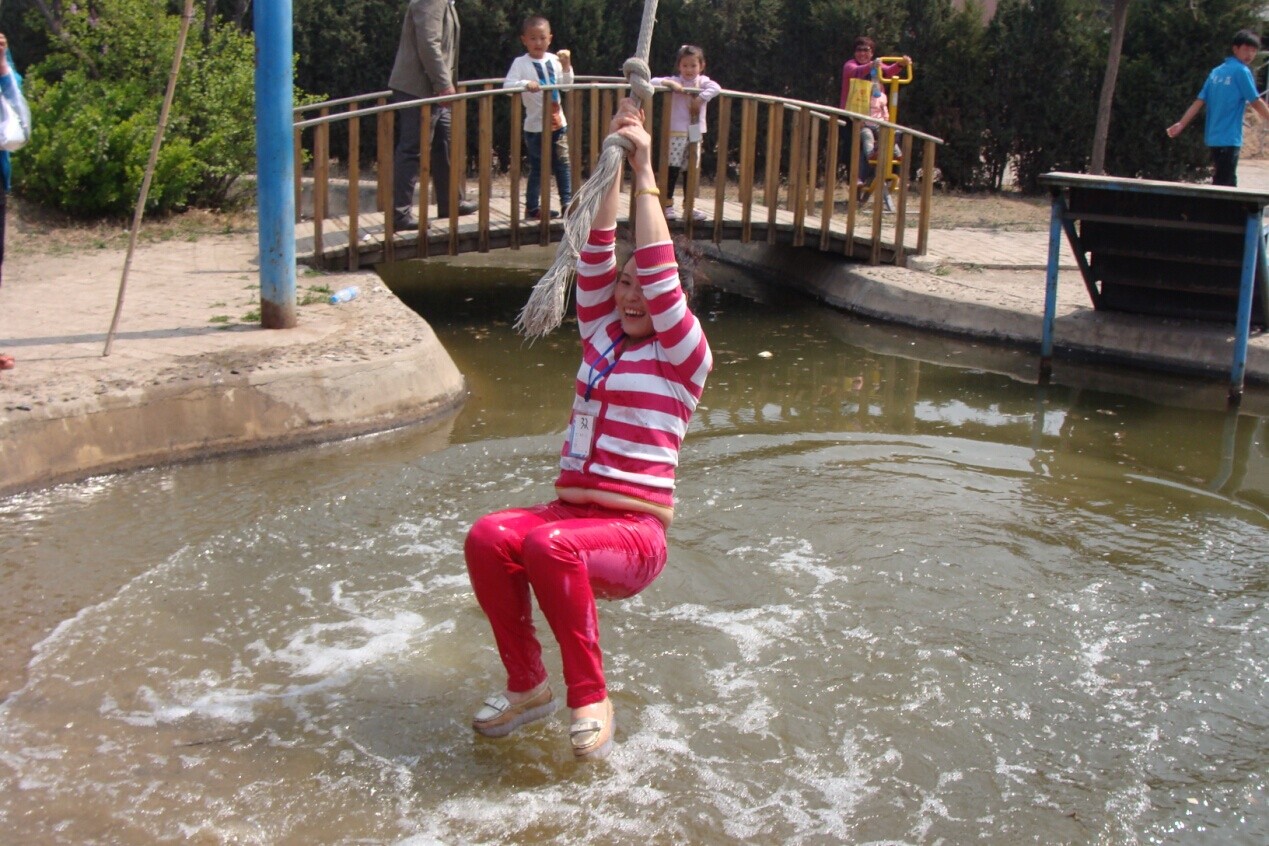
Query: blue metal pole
1039 192 1064 383
255 0 297 329
1228 208 1262 406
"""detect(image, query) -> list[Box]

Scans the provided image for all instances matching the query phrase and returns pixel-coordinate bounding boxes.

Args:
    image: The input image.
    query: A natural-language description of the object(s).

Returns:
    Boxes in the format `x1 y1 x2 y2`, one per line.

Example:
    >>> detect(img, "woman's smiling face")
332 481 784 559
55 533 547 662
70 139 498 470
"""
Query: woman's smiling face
616 257 653 339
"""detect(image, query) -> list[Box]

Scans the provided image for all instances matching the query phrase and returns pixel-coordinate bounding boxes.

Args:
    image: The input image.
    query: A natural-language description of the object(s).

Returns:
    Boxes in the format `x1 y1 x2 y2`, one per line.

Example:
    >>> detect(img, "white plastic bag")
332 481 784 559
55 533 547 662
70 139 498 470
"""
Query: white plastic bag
0 84 31 152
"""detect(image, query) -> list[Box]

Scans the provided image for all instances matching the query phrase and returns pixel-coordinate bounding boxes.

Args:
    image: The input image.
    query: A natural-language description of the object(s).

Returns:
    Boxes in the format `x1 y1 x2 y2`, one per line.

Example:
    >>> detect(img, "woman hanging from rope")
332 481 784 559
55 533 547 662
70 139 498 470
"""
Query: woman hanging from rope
464 97 713 761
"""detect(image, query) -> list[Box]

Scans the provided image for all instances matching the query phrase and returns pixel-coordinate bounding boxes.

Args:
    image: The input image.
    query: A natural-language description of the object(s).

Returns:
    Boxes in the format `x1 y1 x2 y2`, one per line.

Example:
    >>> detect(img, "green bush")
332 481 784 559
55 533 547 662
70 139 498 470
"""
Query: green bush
900 0 999 190
15 0 270 217
20 71 202 215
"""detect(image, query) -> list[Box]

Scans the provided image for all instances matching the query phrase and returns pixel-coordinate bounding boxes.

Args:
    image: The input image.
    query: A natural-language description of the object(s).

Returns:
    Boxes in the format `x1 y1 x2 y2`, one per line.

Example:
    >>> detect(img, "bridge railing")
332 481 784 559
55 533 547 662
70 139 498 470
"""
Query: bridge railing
292 77 943 269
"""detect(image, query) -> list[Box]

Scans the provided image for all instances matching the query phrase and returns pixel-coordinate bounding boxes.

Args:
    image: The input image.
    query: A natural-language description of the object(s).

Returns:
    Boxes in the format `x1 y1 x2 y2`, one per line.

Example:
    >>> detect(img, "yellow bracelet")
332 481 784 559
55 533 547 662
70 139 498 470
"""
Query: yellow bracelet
634 187 660 198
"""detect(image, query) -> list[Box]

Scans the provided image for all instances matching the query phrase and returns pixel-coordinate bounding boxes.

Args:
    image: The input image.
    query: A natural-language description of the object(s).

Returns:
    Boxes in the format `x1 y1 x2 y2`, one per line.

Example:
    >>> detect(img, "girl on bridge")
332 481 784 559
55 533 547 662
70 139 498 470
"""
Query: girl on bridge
463 97 713 761
651 44 721 222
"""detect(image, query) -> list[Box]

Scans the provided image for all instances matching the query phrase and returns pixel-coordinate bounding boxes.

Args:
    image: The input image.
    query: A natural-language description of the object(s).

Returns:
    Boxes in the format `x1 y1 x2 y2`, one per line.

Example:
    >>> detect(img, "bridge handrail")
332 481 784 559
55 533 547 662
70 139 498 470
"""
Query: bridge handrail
293 78 942 269
294 78 943 145
291 76 630 119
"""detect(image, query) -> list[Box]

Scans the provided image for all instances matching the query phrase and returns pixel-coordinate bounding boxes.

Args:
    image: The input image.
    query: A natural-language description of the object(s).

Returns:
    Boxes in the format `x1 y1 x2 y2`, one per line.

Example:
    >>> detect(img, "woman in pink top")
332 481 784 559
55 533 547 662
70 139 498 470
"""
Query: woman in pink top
464 98 713 761
839 36 910 112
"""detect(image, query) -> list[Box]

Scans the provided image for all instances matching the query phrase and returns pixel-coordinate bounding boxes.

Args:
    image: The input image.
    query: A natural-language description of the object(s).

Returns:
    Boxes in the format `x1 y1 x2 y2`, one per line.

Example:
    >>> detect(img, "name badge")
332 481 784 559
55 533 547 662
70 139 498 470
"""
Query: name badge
566 399 601 459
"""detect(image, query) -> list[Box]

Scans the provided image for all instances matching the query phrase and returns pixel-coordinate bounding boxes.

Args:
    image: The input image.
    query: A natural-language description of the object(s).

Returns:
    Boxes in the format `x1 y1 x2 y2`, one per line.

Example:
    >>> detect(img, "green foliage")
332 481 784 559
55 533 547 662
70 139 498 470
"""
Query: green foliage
988 0 1103 193
15 0 267 216
900 0 999 190
292 0 401 100
13 0 1269 214
174 24 259 207
20 71 202 215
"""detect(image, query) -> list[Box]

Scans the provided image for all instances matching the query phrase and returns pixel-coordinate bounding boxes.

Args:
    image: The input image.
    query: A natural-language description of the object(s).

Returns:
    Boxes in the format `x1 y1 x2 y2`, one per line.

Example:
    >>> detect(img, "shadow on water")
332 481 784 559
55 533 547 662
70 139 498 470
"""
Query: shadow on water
0 251 1265 844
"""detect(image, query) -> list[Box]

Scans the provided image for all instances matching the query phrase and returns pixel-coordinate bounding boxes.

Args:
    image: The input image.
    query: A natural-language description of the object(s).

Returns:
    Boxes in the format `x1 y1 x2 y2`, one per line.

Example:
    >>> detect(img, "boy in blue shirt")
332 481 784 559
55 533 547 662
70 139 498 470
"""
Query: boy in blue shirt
1168 30 1269 186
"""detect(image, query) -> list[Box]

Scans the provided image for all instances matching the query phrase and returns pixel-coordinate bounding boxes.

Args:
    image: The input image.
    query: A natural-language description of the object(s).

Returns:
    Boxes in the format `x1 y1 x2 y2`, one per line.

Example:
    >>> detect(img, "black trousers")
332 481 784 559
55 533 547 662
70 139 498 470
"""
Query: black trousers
1211 146 1240 187
0 183 7 288
391 90 465 218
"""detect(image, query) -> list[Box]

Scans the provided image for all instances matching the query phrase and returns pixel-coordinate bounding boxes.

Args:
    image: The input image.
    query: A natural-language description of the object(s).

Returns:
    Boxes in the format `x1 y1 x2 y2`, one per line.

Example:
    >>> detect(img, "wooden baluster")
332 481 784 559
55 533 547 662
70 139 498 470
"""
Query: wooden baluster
764 101 783 243
381 108 395 263
806 113 820 221
820 114 839 251
917 138 936 256
375 96 390 218
539 90 551 245
347 102 360 271
893 132 914 266
418 102 432 257
739 98 756 242
567 87 580 214
657 90 671 209
510 96 523 248
588 87 600 178
479 85 493 252
450 94 467 255
846 119 861 255
293 123 303 224
712 95 731 244
789 107 806 247
314 108 329 268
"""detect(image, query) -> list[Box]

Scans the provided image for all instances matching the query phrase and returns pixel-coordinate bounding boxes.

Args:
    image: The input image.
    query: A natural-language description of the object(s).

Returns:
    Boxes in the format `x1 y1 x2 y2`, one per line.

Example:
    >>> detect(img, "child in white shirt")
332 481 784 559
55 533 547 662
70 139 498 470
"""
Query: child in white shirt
503 15 574 220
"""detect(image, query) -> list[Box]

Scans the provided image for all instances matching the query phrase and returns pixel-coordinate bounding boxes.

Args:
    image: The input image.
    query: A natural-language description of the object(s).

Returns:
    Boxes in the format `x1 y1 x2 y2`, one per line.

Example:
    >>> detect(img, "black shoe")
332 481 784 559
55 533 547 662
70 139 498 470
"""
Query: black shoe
393 213 419 230
440 200 478 217
526 208 561 221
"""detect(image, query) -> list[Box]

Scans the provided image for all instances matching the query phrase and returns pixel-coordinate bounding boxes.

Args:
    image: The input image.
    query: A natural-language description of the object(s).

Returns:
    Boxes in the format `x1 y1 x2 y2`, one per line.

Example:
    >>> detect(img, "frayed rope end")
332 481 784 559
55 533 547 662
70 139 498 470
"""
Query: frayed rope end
515 140 630 340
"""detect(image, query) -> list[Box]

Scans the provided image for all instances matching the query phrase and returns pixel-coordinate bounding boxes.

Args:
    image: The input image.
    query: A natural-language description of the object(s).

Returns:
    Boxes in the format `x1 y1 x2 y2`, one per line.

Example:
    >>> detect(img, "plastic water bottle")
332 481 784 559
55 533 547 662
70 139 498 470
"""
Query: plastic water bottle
329 285 360 304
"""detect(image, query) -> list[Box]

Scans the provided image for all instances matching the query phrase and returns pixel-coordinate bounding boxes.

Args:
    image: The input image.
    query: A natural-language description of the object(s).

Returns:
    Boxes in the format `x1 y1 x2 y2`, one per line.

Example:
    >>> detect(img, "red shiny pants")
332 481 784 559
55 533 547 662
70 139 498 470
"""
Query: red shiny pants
464 500 667 708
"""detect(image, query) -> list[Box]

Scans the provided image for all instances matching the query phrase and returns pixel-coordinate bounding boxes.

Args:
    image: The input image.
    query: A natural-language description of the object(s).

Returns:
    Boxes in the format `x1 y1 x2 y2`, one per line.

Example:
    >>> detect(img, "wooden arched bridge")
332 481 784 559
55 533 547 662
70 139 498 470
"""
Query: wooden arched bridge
292 77 943 270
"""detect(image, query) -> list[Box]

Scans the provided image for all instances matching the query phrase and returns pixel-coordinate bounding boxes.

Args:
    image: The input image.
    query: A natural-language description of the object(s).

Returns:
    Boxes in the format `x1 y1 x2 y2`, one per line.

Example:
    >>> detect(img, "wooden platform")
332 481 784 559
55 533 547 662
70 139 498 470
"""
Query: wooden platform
1039 171 1269 403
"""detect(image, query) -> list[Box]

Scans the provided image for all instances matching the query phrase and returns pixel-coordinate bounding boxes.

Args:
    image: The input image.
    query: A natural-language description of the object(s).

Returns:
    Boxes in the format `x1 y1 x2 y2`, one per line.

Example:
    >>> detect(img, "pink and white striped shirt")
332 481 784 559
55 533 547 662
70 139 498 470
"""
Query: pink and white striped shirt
555 227 713 508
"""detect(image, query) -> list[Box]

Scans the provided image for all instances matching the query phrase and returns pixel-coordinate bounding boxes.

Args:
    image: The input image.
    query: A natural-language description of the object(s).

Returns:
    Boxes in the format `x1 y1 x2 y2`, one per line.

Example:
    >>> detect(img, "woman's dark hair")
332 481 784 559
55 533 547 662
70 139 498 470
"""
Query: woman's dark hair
616 230 709 306
853 36 875 53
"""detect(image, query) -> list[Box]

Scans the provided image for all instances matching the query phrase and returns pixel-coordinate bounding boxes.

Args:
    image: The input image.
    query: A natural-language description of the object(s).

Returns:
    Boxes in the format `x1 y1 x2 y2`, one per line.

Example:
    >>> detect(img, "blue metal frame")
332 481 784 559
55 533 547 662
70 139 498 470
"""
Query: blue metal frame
255 0 297 329
1038 172 1269 406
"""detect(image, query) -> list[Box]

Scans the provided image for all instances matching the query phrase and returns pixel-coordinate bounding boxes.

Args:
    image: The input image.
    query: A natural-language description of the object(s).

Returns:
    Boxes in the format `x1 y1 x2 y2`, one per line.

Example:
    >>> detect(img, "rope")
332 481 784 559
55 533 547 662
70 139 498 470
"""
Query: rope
515 0 660 340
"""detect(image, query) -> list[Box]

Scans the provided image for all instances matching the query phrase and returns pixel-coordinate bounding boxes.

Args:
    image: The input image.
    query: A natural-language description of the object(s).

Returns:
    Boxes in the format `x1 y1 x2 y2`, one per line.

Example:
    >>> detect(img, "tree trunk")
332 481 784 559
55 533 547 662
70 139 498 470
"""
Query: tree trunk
1091 0 1131 174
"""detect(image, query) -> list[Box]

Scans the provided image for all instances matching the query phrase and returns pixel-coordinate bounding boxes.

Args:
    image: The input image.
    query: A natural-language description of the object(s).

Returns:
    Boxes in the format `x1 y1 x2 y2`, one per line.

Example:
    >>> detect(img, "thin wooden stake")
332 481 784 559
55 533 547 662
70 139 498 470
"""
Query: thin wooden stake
104 0 195 357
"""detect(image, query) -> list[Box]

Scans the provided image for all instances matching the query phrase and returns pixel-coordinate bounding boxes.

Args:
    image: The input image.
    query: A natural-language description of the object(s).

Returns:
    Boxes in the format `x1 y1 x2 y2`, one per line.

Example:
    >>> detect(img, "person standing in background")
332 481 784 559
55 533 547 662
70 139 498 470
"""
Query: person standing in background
389 0 475 229
650 44 721 222
502 15 574 221
0 31 25 374
840 36 910 113
1167 29 1269 187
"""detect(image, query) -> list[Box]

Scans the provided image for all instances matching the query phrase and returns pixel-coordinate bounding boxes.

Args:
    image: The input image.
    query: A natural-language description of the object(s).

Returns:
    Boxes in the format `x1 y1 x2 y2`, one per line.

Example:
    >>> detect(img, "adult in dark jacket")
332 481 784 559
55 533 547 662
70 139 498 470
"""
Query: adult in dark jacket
389 0 474 228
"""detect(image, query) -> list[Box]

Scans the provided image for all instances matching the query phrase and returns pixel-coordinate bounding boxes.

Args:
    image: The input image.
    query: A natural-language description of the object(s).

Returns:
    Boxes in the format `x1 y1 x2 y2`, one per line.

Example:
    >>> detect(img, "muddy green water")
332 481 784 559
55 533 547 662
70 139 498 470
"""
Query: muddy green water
1 253 1266 844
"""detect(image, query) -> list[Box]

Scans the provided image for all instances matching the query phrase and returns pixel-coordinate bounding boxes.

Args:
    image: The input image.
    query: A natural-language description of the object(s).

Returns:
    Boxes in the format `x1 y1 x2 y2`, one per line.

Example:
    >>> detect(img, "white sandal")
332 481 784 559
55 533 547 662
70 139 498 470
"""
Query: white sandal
569 698 615 760
471 682 557 738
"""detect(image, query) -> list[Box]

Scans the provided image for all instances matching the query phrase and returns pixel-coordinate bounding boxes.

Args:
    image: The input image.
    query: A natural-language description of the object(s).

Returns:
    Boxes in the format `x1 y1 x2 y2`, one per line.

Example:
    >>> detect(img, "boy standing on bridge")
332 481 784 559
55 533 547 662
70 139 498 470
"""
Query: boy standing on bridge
503 15 573 220
1168 29 1269 187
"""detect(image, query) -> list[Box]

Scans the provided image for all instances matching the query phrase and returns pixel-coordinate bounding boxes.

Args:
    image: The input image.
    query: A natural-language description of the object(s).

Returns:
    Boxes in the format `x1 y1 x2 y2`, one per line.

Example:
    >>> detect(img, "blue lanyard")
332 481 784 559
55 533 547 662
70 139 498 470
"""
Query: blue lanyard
585 334 623 401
